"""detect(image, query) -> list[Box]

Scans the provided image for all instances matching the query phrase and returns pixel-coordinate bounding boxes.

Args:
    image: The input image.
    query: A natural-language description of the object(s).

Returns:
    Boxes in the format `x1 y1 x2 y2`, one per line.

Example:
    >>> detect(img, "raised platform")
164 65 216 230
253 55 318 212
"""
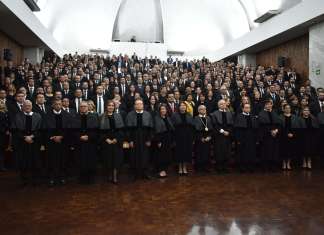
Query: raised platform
109 42 168 60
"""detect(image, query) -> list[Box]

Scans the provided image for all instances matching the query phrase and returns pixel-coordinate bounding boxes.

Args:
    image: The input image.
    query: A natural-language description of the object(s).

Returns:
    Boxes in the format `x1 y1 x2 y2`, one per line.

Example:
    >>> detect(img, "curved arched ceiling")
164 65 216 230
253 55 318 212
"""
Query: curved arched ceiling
35 0 302 56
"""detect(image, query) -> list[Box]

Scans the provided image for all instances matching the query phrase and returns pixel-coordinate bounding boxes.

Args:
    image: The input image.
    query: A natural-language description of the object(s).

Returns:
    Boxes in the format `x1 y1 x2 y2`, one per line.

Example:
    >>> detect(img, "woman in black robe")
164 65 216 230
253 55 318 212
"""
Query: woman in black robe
299 106 319 170
234 103 259 173
193 105 213 172
125 98 154 180
279 104 301 170
171 101 195 175
154 104 175 178
72 101 99 184
258 99 281 171
11 100 42 185
99 100 124 184
145 95 159 167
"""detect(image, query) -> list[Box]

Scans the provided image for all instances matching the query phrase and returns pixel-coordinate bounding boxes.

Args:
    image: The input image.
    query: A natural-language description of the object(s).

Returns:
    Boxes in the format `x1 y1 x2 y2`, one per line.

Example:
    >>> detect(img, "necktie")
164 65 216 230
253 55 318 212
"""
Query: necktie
76 99 80 113
321 101 324 112
98 97 102 114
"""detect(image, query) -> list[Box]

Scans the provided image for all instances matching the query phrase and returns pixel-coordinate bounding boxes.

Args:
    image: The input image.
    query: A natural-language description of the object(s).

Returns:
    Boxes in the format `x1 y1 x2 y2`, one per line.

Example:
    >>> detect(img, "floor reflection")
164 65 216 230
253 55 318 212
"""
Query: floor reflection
1 171 324 235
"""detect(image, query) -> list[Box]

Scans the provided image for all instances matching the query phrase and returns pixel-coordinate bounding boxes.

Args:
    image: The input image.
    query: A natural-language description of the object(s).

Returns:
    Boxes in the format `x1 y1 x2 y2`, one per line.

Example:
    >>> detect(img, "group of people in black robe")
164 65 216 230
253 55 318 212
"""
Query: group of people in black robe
1 53 324 186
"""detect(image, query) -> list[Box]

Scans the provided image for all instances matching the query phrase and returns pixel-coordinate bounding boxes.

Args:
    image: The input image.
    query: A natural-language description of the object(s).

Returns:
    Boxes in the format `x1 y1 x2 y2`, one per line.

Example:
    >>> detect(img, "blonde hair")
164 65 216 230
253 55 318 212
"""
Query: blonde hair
0 101 8 113
87 100 96 112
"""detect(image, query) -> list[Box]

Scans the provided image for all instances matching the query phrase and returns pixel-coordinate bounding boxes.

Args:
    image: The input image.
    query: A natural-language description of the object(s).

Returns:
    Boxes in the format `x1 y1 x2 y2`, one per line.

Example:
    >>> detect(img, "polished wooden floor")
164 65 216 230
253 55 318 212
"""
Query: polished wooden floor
1 170 324 235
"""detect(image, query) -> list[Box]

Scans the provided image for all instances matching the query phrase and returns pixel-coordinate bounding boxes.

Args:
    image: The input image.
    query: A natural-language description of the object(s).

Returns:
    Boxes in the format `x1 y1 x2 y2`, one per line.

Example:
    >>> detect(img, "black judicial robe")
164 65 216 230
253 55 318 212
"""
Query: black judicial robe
0 112 9 154
44 110 71 179
99 113 125 170
211 110 234 163
317 112 324 159
11 112 42 171
72 113 99 171
125 111 154 170
279 115 301 160
234 113 259 164
299 116 319 157
193 115 213 166
171 112 195 163
258 110 281 162
154 115 175 169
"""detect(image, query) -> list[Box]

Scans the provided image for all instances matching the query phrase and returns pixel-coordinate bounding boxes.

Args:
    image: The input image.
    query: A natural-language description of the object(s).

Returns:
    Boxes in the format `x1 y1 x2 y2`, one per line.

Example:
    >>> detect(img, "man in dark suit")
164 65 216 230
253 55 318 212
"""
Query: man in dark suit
310 91 324 116
166 92 178 116
33 93 49 118
91 85 107 115
264 84 280 110
26 79 37 101
62 81 74 100
7 92 25 121
70 75 83 91
53 75 67 92
81 82 92 101
71 89 83 113
118 77 128 98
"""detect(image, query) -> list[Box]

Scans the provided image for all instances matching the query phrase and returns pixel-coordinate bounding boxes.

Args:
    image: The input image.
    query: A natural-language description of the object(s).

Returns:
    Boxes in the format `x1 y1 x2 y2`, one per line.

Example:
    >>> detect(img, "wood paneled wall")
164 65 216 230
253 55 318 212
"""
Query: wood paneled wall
0 30 23 67
256 34 309 81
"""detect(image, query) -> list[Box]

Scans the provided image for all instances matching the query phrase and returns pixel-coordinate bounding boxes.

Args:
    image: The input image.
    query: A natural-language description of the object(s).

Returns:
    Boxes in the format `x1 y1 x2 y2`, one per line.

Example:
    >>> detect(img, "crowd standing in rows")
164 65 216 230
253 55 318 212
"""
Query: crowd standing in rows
0 53 324 186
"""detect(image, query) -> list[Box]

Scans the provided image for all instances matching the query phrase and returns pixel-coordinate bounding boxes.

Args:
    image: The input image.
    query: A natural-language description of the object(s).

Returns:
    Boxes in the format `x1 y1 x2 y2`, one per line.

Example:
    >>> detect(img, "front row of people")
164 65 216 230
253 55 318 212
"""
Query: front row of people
10 98 324 186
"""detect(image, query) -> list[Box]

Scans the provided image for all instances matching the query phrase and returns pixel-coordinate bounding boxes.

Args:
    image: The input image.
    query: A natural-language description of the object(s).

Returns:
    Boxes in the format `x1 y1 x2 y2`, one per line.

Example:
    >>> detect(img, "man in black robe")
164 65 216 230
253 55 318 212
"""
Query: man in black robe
211 99 234 173
258 99 281 171
193 105 213 172
234 103 259 173
44 99 71 186
125 98 154 180
11 100 42 185
72 101 99 184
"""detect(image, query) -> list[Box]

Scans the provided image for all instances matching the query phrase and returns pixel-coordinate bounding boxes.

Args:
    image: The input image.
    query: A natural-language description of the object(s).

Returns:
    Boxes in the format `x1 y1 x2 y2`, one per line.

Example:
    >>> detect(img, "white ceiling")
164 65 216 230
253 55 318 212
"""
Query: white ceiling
34 0 302 56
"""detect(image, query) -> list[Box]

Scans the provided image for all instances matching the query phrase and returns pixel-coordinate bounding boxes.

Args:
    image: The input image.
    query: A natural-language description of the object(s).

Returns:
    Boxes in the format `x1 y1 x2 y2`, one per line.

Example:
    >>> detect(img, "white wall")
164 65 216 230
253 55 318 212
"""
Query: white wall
24 47 45 64
309 21 324 88
112 0 164 43
238 54 256 67
0 0 64 57
213 0 324 61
